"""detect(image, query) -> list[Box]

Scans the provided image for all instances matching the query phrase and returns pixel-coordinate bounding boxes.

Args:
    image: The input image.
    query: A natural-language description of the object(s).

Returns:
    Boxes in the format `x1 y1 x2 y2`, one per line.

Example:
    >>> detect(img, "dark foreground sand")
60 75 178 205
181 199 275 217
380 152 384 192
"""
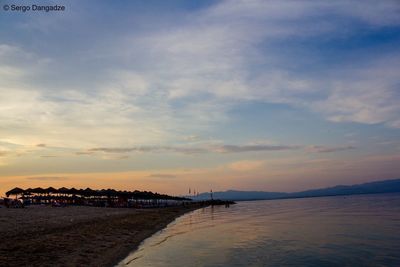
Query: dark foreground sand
0 204 201 267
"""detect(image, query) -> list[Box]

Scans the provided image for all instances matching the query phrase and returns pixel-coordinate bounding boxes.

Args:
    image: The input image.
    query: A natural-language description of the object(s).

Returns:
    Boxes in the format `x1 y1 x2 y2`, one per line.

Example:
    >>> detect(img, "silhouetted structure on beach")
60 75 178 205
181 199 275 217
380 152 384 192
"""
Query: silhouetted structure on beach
5 187 191 208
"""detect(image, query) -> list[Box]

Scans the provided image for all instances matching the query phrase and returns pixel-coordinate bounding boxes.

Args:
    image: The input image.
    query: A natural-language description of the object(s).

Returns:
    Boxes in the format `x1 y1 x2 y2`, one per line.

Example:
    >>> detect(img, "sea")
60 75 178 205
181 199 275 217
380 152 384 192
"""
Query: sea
117 193 400 267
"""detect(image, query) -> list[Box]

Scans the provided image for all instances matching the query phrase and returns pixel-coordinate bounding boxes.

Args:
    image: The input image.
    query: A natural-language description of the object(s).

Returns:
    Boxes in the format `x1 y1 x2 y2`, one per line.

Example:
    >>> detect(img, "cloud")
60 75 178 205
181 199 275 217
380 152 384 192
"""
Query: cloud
183 135 201 142
113 155 130 160
85 143 299 155
210 144 300 153
307 145 356 153
82 143 357 155
36 144 47 147
89 148 140 153
88 146 207 154
25 176 68 181
148 174 177 179
312 55 400 127
1 0 399 155
113 0 400 129
228 160 264 171
75 151 95 155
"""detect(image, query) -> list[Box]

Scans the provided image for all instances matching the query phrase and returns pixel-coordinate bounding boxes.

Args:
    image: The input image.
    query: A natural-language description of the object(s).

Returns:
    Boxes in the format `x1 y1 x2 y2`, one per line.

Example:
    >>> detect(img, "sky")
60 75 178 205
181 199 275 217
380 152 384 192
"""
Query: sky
0 0 399 196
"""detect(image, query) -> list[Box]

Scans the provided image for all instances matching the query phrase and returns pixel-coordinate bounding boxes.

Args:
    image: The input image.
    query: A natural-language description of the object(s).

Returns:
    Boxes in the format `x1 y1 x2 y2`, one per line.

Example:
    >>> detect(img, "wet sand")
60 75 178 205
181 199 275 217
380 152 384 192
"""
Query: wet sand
0 204 200 267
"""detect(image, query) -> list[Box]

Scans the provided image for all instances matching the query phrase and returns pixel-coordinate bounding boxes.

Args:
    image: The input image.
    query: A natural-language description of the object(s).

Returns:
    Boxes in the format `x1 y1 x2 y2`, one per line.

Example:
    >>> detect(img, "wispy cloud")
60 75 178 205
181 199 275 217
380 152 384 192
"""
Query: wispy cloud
1 0 399 153
210 145 300 153
75 151 95 155
183 135 201 142
112 0 400 129
85 144 299 155
83 143 357 156
307 145 356 153
25 176 68 181
228 160 264 171
88 146 207 154
148 174 177 179
312 55 400 127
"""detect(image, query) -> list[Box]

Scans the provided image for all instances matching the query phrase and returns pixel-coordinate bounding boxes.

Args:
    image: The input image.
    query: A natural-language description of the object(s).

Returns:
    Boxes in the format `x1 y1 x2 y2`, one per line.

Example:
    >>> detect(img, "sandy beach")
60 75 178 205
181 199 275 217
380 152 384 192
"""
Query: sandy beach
0 205 200 267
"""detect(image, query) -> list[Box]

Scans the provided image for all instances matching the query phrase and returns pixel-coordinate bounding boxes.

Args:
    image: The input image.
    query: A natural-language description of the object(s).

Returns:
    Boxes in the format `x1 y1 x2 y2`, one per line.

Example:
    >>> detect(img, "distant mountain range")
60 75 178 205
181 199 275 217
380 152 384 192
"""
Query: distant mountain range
190 178 400 201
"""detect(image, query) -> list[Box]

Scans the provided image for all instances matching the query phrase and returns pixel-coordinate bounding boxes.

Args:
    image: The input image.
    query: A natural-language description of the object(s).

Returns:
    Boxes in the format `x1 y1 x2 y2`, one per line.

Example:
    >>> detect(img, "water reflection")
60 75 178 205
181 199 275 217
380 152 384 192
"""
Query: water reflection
117 194 400 267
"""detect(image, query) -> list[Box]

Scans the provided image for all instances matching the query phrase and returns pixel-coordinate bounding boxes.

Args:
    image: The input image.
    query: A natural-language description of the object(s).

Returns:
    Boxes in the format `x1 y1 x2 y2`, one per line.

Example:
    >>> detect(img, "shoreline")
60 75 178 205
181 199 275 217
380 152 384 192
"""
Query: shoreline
110 204 203 267
0 204 203 267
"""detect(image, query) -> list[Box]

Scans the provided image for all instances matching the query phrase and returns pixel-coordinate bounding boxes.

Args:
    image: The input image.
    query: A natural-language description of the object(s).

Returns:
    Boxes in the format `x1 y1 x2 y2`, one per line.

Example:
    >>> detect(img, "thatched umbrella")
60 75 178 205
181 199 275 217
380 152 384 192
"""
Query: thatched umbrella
83 188 96 197
98 189 106 196
58 187 69 194
69 188 79 195
45 187 57 194
105 189 117 197
78 188 85 197
32 187 46 194
6 187 24 198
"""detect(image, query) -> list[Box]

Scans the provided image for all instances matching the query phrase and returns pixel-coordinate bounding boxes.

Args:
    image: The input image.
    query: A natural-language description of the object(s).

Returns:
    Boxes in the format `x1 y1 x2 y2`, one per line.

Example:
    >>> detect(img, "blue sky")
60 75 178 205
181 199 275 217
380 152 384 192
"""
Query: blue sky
0 0 399 195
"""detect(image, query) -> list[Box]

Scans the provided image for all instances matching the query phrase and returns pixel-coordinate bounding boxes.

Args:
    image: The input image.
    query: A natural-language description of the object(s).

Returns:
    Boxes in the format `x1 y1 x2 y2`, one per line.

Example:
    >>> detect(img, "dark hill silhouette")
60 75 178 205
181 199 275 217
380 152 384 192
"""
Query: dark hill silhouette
191 178 400 201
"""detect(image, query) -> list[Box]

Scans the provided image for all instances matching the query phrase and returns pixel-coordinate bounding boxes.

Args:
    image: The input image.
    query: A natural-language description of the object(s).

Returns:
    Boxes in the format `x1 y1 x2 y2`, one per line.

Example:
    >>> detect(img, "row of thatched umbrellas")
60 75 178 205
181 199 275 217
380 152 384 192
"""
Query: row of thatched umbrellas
5 187 190 201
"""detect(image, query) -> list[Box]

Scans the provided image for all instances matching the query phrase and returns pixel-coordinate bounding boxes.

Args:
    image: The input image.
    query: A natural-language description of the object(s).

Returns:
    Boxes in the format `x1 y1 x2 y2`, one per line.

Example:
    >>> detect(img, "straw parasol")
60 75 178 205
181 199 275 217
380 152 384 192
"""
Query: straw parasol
6 187 24 198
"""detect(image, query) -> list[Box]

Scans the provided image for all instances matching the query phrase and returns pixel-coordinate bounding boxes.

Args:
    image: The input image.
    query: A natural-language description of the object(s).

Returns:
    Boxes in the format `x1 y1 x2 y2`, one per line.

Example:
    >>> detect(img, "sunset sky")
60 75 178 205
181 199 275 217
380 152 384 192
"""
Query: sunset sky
1 0 400 196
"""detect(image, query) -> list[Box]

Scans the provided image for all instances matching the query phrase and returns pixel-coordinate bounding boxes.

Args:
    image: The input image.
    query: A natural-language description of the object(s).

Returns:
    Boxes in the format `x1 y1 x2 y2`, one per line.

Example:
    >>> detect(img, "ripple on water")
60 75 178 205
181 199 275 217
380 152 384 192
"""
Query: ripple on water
117 194 400 267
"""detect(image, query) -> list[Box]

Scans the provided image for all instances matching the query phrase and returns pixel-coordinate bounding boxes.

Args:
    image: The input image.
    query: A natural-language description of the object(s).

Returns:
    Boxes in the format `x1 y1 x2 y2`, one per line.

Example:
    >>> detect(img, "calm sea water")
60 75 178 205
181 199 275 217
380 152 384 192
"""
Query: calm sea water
117 194 400 267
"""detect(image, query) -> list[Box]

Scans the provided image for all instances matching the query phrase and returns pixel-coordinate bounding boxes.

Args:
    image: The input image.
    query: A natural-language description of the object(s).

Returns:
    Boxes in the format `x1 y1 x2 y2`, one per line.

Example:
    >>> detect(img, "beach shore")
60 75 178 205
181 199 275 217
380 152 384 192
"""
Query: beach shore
0 204 201 267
